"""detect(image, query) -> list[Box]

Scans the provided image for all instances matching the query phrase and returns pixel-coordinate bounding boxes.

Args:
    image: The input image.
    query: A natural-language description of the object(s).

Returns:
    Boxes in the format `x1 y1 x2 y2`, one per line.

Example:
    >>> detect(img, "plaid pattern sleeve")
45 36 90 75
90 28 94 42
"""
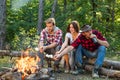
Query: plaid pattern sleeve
40 29 46 43
71 35 81 49
71 30 107 52
93 30 106 41
54 30 62 45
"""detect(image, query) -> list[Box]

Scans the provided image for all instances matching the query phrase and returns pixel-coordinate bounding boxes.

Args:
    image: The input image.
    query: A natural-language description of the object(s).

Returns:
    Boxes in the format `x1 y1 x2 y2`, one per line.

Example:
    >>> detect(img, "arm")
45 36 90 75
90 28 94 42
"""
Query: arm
91 31 109 48
97 39 109 47
38 30 46 53
57 36 69 54
54 46 74 59
39 42 58 53
45 42 58 49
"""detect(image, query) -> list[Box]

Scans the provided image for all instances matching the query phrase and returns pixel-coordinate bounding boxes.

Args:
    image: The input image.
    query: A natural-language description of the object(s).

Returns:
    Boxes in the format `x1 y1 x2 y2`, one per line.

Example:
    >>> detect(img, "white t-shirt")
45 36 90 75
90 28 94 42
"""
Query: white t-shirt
65 32 80 44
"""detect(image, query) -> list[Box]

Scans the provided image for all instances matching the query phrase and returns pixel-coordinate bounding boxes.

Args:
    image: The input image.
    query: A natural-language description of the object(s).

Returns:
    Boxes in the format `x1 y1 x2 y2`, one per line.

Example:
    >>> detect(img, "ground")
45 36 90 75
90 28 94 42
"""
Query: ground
52 70 114 80
0 57 117 80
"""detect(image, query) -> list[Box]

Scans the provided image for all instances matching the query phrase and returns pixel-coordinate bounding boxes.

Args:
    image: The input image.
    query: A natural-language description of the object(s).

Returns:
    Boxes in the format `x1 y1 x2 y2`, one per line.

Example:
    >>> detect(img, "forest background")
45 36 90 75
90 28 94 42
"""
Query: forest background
0 0 120 60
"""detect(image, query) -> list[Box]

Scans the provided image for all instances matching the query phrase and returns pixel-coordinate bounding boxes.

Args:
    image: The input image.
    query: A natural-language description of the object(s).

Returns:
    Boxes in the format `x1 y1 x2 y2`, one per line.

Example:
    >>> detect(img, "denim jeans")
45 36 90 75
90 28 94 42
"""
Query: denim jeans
75 45 106 67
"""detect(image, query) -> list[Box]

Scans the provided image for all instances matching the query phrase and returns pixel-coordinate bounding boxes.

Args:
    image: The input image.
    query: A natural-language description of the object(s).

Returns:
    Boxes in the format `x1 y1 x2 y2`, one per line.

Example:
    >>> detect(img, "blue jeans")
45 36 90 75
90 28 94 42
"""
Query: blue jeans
75 45 106 67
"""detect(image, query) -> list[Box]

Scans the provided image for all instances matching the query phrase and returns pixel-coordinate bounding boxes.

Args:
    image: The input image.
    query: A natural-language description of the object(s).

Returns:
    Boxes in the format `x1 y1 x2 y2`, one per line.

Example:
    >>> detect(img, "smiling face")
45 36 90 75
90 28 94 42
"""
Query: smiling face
67 22 79 33
82 30 92 39
69 24 76 33
46 23 54 33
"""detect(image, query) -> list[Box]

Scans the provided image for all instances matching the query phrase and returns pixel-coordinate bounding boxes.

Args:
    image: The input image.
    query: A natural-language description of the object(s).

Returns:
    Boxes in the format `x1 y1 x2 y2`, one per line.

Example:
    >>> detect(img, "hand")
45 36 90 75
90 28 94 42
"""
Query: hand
55 51 60 54
39 46 47 53
90 34 97 39
53 54 61 60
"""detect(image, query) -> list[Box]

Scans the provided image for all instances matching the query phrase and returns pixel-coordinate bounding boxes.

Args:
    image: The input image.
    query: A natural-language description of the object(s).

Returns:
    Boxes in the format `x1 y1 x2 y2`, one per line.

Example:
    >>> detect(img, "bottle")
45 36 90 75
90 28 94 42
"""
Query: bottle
92 37 97 43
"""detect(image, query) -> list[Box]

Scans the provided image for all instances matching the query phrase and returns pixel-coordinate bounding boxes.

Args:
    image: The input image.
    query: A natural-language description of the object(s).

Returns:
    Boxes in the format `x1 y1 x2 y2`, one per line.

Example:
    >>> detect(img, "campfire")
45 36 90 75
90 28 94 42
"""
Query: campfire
15 56 40 79
0 48 54 80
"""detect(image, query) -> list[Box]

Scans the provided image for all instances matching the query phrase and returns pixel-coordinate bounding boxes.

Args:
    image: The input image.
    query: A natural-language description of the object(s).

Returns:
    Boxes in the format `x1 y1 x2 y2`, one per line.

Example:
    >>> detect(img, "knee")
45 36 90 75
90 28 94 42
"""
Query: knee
98 46 106 52
76 45 82 53
77 45 82 49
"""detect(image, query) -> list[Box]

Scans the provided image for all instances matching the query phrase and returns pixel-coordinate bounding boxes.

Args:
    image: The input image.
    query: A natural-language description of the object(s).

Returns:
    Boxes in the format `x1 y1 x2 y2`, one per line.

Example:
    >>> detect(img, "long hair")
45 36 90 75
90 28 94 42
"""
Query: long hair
66 21 80 33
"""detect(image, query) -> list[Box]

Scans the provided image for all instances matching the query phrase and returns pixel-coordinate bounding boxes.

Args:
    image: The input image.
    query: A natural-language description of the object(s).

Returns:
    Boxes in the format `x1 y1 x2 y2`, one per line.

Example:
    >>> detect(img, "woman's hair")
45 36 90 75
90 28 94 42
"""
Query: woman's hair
66 21 80 33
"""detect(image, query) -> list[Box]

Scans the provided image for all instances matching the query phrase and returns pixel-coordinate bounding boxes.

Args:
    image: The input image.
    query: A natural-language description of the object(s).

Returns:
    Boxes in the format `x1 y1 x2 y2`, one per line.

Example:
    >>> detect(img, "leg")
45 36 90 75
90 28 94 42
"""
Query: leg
69 51 75 71
95 46 106 67
71 45 84 75
37 51 44 67
90 46 106 78
64 54 70 73
75 45 83 67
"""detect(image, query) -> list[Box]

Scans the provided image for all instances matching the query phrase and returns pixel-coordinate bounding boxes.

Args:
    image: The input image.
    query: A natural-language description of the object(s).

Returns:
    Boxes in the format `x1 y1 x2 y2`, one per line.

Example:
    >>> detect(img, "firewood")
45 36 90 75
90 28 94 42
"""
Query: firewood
0 50 37 57
86 58 120 70
85 64 120 78
0 72 21 80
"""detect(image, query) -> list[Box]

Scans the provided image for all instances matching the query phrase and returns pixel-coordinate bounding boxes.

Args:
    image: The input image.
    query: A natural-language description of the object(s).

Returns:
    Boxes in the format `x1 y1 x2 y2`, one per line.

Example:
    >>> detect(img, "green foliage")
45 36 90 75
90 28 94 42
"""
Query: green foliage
10 27 39 50
5 0 120 54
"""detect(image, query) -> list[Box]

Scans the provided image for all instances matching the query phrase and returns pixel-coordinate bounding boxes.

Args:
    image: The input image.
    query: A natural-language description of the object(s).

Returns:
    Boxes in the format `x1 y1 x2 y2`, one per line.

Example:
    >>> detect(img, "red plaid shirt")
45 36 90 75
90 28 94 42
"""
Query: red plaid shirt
40 27 62 45
71 30 106 52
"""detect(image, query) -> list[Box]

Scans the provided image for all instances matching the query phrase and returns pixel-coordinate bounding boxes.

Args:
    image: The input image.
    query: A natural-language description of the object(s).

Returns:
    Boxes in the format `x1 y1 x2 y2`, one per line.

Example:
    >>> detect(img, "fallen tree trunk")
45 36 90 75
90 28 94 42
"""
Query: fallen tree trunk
1 50 120 70
0 50 22 57
87 58 120 70
85 64 120 78
0 50 36 57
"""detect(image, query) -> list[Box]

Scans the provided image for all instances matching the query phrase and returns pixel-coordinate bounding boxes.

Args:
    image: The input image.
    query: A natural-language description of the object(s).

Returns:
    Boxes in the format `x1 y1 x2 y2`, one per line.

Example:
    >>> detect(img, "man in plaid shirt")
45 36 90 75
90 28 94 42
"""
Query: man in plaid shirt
38 18 62 71
54 25 109 77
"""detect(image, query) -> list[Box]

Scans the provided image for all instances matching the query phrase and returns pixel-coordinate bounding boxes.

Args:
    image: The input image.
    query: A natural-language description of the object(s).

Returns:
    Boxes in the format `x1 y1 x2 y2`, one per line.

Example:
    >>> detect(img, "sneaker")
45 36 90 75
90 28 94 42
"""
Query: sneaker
92 68 99 78
70 70 79 75
64 70 69 73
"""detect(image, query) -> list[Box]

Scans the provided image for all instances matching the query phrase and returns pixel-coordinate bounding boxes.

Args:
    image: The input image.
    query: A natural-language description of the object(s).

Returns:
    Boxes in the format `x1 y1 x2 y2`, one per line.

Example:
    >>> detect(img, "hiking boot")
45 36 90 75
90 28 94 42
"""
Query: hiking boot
92 68 99 78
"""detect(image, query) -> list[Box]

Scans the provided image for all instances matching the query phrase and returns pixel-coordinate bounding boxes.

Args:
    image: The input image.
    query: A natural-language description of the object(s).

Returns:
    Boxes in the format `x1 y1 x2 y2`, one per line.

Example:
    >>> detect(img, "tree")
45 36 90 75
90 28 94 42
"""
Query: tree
91 0 97 26
0 0 6 49
51 0 57 18
37 0 44 34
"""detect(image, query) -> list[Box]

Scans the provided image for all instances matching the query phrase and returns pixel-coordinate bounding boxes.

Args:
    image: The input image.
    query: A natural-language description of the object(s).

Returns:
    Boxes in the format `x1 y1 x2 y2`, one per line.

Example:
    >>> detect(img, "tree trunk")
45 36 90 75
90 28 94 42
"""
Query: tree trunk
87 58 120 70
111 0 115 23
85 65 120 78
37 0 44 34
51 0 57 18
0 50 36 57
63 0 67 12
91 0 97 26
0 0 6 49
1 50 120 71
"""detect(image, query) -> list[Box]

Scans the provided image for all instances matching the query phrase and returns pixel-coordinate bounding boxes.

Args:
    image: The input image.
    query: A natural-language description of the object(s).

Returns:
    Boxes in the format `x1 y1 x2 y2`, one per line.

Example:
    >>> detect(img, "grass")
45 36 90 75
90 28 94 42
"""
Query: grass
106 52 120 61
0 57 12 70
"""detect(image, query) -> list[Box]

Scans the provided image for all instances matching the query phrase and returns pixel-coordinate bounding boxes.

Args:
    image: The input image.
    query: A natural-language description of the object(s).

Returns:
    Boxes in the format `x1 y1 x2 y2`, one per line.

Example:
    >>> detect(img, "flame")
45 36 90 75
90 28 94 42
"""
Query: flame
15 48 40 78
